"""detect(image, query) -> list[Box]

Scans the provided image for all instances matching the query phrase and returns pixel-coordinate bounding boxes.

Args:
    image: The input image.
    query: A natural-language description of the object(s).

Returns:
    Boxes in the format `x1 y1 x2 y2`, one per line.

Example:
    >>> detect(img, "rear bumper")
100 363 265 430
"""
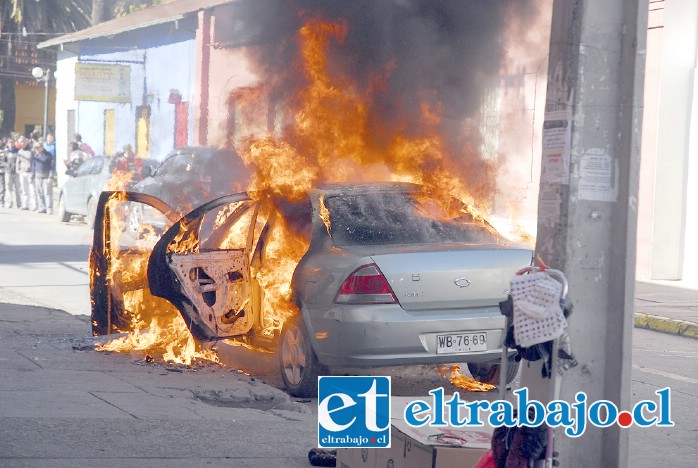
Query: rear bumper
304 304 507 368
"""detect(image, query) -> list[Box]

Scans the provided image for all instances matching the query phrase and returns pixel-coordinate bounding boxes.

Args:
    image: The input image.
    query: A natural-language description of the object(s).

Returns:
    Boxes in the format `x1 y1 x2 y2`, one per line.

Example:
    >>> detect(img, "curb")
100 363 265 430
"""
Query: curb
634 312 698 340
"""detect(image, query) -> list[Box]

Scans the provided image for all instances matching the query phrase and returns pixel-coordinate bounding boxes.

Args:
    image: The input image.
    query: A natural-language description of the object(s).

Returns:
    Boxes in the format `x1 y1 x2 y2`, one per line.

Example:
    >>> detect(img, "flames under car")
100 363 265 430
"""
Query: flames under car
90 184 533 397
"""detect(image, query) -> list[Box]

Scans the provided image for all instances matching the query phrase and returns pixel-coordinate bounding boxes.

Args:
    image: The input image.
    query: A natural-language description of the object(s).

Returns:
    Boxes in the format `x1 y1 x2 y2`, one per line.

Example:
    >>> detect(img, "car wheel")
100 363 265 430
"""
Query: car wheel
86 197 98 229
57 194 71 223
279 319 321 397
467 356 521 385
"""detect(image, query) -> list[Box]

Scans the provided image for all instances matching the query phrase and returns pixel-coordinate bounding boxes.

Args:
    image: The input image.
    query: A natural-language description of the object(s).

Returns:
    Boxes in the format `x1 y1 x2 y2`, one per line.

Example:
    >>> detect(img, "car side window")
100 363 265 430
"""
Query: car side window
91 158 104 175
159 152 194 176
199 201 258 252
76 159 93 177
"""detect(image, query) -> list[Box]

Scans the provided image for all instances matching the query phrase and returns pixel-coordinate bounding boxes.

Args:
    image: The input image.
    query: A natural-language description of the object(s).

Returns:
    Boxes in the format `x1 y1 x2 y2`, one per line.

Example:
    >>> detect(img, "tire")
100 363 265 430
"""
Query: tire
86 197 98 229
467 356 521 385
279 319 322 397
57 194 71 222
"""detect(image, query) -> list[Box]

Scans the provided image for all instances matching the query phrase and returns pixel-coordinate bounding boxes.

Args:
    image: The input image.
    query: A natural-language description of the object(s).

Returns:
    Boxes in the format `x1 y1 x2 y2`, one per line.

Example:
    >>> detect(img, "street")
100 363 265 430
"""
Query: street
0 207 92 316
1 206 697 467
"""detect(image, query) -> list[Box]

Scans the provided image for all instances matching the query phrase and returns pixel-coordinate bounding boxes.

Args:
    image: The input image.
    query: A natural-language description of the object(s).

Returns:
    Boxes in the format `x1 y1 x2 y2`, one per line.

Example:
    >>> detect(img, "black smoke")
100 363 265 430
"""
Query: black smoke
218 0 541 192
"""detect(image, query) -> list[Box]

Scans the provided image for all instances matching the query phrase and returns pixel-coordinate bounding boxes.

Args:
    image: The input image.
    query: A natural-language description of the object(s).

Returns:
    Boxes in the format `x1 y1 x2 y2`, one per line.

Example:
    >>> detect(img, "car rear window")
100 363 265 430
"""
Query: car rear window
324 192 499 246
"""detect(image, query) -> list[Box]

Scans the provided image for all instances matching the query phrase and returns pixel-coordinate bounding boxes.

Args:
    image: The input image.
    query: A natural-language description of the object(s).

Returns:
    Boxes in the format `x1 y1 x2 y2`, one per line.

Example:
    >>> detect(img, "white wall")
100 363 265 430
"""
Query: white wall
651 0 698 280
54 53 78 188
145 40 197 159
75 41 196 161
683 66 698 283
76 48 146 158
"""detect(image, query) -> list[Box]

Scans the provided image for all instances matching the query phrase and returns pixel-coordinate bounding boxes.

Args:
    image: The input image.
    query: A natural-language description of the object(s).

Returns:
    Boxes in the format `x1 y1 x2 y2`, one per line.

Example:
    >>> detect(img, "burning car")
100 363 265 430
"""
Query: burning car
91 182 532 397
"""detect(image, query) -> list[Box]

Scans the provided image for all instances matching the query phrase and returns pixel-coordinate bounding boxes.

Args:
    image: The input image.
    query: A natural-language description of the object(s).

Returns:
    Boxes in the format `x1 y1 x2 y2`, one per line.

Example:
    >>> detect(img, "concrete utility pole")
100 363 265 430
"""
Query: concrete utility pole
522 1 649 467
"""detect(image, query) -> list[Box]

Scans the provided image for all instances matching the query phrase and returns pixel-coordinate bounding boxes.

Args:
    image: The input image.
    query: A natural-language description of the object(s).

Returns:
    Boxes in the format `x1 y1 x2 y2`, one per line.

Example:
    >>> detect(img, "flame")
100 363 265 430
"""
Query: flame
436 365 497 392
237 19 494 219
98 194 216 366
104 167 136 191
229 19 502 343
252 210 307 337
167 217 200 254
318 195 331 237
95 16 511 370
97 310 219 365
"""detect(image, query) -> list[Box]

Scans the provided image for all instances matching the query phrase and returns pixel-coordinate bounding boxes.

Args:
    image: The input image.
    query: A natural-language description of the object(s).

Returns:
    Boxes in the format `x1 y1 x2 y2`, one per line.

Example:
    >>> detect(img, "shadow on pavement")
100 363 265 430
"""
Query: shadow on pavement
0 244 91 264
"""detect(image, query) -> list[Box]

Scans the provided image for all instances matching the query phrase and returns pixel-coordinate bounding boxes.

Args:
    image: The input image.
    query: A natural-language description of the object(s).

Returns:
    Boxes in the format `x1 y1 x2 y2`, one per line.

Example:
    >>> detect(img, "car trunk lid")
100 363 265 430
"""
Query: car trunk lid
369 245 532 311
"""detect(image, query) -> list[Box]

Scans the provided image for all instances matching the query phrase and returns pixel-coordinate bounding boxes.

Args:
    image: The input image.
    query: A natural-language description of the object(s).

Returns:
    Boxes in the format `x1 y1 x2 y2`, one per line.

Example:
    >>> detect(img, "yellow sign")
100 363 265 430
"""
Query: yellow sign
74 63 130 103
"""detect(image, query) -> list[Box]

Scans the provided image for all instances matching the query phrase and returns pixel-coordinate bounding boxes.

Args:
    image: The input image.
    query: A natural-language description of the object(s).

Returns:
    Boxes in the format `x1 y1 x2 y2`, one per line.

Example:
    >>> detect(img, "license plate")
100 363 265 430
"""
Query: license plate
436 332 487 354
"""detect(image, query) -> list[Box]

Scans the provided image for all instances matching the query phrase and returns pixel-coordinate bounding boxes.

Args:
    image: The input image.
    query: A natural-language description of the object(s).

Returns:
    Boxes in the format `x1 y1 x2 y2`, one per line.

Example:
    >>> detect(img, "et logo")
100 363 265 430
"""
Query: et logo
317 376 391 448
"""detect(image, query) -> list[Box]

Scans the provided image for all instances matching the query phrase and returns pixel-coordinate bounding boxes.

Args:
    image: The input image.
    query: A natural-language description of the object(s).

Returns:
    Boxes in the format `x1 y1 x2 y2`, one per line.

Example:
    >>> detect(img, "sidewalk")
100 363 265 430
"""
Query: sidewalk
0 303 316 467
634 280 698 340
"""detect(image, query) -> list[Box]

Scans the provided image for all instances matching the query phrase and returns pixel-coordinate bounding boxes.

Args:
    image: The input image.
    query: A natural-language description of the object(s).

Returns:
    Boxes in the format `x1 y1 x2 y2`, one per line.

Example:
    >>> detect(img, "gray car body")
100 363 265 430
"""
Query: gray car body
91 183 532 397
61 156 112 218
294 185 532 368
141 183 532 367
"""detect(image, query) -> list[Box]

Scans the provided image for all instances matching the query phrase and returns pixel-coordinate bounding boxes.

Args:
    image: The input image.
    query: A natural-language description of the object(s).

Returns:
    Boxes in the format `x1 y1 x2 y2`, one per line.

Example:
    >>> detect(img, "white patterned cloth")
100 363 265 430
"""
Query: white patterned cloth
510 271 567 348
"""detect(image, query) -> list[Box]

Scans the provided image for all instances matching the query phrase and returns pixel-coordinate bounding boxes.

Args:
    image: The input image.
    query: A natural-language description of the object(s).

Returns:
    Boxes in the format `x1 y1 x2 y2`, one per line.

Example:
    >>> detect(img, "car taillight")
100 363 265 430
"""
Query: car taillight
335 264 398 304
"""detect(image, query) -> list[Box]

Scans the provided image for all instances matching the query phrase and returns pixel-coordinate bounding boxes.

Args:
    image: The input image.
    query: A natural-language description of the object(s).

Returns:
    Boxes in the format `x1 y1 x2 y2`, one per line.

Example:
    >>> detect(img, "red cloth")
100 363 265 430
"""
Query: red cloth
79 142 95 157
473 450 497 468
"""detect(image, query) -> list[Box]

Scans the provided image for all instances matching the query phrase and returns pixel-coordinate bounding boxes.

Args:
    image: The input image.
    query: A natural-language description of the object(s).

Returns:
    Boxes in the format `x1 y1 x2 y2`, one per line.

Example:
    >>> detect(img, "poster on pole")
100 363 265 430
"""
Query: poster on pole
541 109 571 185
74 63 130 103
578 148 617 202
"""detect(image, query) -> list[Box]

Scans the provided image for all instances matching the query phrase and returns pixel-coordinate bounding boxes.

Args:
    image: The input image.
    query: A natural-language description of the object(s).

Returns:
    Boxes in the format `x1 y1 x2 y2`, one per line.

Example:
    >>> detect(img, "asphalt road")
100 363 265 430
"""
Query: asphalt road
1 205 696 467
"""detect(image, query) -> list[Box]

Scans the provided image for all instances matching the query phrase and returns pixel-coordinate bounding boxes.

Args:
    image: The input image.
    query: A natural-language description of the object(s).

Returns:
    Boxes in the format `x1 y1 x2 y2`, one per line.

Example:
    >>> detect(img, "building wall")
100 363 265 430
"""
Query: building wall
683 13 698 282
193 5 271 147
76 44 196 160
53 22 197 189
144 39 197 159
74 48 147 158
54 54 78 187
14 82 56 137
205 47 260 147
649 0 697 280
636 3 664 280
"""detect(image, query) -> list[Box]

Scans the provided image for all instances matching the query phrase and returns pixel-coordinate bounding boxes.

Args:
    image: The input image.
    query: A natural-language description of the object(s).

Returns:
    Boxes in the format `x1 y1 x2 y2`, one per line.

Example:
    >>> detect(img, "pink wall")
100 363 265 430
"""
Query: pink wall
193 5 262 148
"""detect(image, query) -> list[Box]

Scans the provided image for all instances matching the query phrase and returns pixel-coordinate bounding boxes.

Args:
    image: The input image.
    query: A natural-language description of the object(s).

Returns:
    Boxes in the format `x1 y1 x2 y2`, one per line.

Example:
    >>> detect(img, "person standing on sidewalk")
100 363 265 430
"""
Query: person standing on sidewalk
3 137 21 209
32 141 54 214
44 134 56 156
15 137 35 211
0 138 6 207
44 134 57 182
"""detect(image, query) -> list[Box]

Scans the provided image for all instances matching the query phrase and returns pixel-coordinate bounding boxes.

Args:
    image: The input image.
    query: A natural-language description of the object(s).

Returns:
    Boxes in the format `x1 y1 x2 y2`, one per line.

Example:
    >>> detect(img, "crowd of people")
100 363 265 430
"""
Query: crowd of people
1 130 152 219
0 131 93 215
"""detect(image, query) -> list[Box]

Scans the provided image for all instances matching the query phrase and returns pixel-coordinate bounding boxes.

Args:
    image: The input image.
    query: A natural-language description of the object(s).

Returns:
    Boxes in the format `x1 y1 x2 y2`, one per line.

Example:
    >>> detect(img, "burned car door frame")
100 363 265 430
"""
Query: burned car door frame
147 193 262 342
90 191 179 336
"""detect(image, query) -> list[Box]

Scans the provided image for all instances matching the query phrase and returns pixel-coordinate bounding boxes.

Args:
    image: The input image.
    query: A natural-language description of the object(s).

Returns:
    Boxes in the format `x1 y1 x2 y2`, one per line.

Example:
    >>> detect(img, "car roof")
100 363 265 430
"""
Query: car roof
311 182 420 197
162 146 233 160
